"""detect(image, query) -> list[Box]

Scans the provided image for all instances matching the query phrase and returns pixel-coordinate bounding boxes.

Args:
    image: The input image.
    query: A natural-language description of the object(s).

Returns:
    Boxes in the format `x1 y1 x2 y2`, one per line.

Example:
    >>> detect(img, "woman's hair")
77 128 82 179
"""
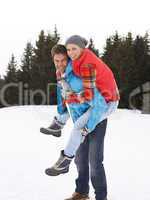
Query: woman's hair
65 35 88 48
51 44 68 58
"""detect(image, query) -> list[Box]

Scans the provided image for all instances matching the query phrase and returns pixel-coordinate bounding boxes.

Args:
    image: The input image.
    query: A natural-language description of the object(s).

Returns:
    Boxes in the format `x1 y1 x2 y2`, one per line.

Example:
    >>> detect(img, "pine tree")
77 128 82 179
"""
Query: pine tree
16 42 34 105
102 32 135 108
30 28 60 104
133 34 150 85
0 75 5 107
88 38 99 57
118 32 136 108
102 32 122 88
5 54 18 83
19 42 34 83
102 32 150 108
4 54 19 106
143 32 150 82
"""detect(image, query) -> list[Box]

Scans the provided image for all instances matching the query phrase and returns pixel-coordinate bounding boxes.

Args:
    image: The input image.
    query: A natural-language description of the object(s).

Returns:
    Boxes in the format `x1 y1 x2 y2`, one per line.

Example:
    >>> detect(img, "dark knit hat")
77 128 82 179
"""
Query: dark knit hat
65 35 88 48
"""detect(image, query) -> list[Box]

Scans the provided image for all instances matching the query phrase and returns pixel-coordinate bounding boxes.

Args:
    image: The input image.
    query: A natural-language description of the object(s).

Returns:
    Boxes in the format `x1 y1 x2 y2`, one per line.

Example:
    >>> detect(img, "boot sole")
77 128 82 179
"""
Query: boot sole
45 168 69 176
64 197 90 200
40 127 61 137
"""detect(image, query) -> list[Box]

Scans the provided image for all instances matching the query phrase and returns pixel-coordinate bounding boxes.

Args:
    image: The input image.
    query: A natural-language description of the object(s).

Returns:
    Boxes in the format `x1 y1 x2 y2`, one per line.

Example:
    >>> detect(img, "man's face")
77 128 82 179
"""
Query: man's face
53 53 68 73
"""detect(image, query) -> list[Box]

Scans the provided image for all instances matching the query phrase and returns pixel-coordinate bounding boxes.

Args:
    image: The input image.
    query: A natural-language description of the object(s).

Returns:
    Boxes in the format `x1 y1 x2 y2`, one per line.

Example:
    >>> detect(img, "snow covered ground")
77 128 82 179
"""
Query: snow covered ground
0 106 150 200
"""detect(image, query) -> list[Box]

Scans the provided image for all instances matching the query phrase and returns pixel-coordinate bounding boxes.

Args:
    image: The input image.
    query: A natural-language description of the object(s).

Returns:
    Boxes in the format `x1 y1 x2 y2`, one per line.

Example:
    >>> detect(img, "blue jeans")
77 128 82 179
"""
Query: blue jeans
74 119 107 200
62 101 118 157
64 108 92 157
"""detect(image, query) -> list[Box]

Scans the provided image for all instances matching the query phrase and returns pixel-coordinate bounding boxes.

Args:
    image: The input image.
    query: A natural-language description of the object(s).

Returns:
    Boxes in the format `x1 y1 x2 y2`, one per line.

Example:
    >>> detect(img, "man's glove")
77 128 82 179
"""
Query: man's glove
60 79 74 99
61 89 74 99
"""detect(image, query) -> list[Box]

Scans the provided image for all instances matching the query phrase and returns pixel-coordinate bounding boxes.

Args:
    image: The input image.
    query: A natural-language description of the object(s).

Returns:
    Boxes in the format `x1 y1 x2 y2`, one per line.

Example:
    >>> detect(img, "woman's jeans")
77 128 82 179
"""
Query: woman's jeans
75 119 108 200
63 101 118 157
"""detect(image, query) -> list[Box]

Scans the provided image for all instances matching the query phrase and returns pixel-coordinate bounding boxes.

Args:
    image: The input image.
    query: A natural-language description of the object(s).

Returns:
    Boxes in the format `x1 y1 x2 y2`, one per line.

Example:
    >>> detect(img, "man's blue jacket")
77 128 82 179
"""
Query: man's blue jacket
57 61 108 133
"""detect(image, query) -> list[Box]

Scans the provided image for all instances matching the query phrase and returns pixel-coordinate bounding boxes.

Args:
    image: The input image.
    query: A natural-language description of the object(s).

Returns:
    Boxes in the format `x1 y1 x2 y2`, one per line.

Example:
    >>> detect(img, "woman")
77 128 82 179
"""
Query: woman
64 36 119 200
65 35 120 104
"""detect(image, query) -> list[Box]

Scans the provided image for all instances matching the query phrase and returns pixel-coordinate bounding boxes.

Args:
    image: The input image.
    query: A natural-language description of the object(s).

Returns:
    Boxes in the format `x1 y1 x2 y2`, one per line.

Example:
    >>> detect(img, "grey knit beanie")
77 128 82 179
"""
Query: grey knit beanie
65 35 88 48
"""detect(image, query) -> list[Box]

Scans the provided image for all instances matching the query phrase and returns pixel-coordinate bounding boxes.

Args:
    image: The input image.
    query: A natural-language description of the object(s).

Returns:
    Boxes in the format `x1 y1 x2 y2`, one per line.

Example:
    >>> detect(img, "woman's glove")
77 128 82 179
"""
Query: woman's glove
80 127 90 143
81 127 89 137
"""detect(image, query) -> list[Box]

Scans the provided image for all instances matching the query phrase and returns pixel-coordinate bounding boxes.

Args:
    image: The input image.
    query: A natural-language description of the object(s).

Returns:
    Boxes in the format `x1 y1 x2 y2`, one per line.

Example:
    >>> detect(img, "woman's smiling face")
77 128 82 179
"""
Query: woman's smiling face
66 44 84 60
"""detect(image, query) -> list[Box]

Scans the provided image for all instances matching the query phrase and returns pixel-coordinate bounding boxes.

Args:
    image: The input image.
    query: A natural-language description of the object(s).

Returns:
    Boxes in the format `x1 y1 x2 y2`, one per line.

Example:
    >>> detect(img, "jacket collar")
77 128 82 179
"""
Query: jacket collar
64 59 73 77
72 48 90 70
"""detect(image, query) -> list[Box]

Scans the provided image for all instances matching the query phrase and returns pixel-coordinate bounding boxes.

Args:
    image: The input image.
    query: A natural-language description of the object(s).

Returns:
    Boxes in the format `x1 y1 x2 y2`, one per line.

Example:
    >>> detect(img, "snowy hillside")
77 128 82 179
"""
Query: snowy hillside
0 106 150 200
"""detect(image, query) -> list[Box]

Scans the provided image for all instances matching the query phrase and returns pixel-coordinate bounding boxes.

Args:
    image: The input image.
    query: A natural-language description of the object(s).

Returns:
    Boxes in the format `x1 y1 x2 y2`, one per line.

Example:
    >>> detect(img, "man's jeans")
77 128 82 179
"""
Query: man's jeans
74 119 107 200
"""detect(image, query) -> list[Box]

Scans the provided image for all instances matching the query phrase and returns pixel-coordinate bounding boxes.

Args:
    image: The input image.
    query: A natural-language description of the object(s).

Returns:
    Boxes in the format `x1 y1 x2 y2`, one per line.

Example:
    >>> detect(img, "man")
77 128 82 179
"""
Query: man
41 45 108 200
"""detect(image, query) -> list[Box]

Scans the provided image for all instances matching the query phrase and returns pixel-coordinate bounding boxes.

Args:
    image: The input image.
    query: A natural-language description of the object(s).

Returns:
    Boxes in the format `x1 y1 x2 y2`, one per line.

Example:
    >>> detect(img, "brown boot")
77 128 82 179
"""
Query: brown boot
64 192 90 200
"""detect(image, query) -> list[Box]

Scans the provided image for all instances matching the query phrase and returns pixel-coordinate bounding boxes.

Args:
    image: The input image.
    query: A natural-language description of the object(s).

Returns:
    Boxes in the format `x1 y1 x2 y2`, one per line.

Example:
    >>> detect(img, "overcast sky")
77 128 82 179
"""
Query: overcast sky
0 0 150 76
